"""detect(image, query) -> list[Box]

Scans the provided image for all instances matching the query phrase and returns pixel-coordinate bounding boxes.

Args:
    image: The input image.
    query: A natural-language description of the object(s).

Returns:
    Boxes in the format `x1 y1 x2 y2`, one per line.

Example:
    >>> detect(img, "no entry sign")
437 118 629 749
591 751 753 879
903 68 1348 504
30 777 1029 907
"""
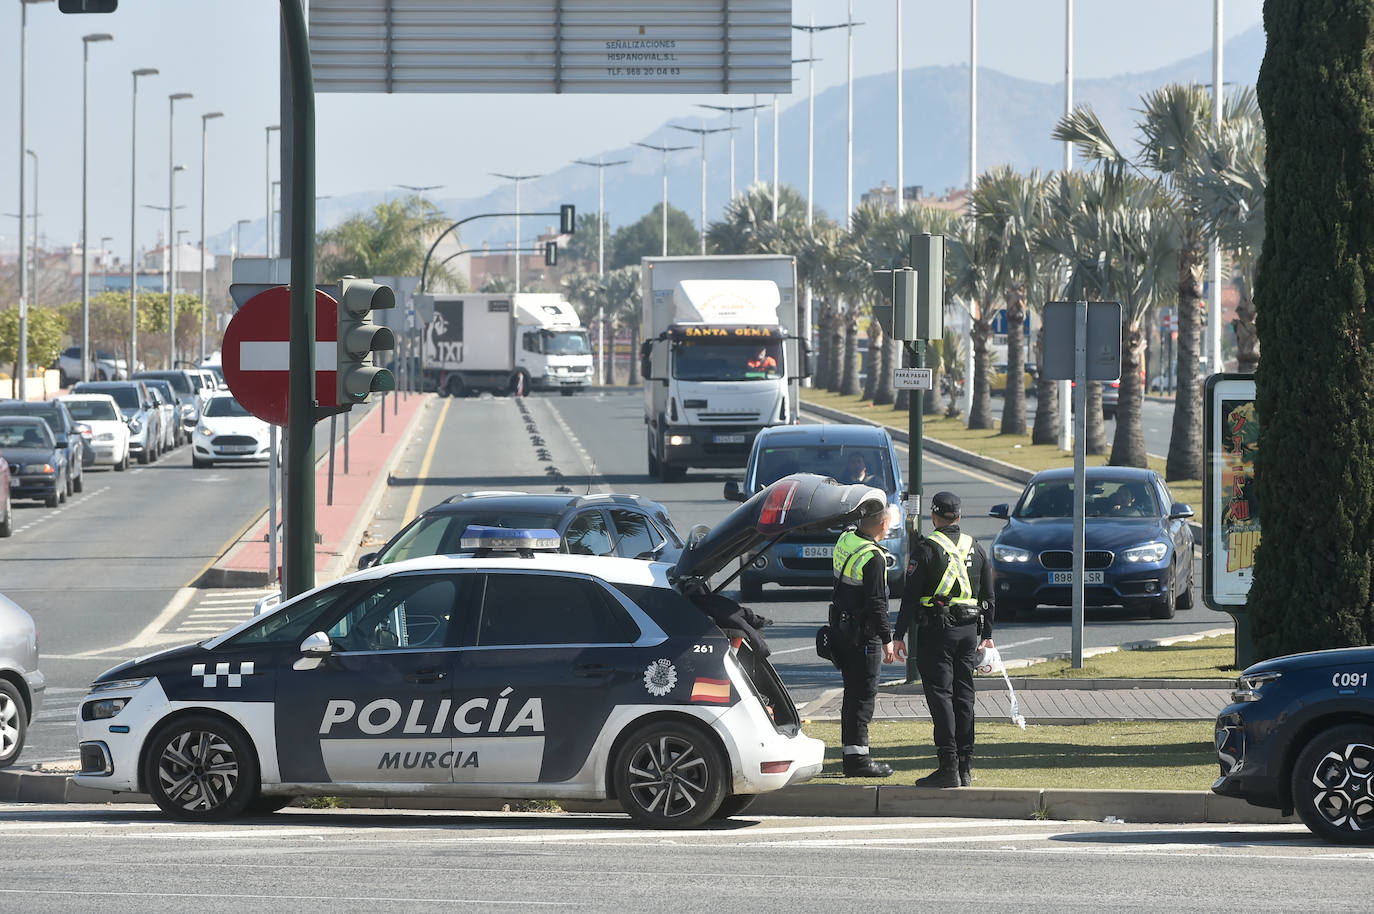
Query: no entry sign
223 286 339 426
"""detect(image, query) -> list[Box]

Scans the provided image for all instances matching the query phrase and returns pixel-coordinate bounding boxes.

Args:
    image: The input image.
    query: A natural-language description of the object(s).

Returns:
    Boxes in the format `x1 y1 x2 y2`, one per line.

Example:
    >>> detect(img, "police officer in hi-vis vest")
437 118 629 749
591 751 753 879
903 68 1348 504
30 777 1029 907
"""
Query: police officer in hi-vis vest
894 491 995 788
830 495 900 778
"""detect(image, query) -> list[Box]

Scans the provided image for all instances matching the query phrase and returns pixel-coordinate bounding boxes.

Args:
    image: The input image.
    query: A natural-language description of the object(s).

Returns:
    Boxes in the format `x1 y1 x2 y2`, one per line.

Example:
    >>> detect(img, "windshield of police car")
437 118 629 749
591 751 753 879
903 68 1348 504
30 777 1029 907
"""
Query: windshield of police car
673 338 782 381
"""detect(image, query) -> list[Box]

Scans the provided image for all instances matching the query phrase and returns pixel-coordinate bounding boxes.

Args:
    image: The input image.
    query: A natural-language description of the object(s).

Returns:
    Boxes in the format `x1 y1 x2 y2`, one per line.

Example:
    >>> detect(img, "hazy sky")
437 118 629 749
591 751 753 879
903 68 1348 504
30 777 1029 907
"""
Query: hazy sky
0 0 1263 259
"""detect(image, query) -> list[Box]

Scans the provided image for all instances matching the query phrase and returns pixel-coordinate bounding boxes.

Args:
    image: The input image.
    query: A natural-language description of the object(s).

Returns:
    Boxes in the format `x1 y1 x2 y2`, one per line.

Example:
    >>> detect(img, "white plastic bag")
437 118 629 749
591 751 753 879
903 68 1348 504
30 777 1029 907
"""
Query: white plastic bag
974 645 1026 729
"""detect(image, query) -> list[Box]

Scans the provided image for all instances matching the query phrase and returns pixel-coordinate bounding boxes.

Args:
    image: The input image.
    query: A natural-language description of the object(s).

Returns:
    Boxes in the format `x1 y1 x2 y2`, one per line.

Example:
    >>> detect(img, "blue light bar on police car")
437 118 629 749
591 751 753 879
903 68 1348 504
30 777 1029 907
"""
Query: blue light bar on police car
459 525 562 552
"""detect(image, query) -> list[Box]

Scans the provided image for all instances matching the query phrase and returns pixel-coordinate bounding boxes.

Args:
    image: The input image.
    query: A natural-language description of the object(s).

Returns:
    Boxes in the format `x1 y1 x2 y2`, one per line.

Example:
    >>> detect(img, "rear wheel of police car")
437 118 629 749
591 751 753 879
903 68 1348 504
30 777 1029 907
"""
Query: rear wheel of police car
1291 724 1374 845
144 715 260 821
613 720 728 829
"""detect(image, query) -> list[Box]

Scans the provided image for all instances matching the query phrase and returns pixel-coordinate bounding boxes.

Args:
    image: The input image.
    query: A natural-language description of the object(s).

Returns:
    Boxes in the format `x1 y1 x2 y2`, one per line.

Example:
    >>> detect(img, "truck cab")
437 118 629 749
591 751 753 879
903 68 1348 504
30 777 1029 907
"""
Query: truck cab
641 258 808 482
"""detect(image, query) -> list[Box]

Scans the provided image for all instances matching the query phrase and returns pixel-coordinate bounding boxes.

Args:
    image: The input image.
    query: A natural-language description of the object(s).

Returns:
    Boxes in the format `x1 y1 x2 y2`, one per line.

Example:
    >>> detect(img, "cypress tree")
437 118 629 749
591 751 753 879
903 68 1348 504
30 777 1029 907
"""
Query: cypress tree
1249 0 1374 657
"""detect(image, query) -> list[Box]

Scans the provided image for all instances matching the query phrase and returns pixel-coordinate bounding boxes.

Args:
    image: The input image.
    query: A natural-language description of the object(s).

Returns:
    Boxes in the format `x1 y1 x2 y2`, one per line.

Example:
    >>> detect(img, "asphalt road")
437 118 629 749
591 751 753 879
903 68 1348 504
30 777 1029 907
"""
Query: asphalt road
1 806 1368 913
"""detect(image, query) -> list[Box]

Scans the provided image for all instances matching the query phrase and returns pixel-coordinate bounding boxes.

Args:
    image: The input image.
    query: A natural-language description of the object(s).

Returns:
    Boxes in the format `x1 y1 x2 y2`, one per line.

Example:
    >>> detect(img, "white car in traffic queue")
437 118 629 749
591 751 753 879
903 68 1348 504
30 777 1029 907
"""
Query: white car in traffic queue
58 395 131 471
192 392 272 468
73 475 883 826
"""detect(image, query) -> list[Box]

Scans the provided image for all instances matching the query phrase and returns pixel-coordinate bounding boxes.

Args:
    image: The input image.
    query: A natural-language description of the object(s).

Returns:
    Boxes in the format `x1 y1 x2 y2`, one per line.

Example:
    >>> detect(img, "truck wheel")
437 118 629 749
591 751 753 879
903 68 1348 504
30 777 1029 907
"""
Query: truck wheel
647 444 659 476
658 460 684 483
560 388 576 397
445 376 463 398
613 719 727 829
1291 724 1374 845
510 371 529 398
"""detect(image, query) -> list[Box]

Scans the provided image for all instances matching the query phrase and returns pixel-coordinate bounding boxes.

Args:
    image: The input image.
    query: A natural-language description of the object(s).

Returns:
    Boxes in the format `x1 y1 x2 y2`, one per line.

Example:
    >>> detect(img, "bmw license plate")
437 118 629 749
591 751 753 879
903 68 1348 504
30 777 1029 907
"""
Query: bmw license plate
1050 571 1104 584
713 433 746 444
801 545 833 559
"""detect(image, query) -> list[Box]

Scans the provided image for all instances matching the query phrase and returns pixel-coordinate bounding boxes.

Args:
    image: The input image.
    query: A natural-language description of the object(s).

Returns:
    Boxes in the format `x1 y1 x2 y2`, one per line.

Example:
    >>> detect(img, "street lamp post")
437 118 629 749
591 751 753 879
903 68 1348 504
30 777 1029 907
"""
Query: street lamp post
792 16 847 229
81 32 113 385
669 123 732 255
265 125 279 258
25 148 37 309
168 92 192 369
634 140 691 257
17 0 53 399
98 235 112 292
200 111 223 363
696 102 764 203
1210 0 1223 374
573 157 628 386
233 218 250 261
129 67 157 369
1059 0 1074 452
270 180 281 259
896 0 903 212
490 172 541 292
771 95 779 222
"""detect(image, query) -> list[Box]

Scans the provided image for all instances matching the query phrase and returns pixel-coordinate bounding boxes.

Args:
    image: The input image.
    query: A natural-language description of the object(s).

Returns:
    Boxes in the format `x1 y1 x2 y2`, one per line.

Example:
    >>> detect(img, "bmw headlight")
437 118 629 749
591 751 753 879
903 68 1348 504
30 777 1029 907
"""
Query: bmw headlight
1231 670 1281 703
993 543 1032 563
1121 541 1169 563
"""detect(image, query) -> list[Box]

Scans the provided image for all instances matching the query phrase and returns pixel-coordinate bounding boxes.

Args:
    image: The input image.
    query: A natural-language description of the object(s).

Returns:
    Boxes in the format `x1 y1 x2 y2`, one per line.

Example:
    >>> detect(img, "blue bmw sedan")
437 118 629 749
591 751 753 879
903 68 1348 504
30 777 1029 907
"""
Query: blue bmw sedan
988 466 1195 620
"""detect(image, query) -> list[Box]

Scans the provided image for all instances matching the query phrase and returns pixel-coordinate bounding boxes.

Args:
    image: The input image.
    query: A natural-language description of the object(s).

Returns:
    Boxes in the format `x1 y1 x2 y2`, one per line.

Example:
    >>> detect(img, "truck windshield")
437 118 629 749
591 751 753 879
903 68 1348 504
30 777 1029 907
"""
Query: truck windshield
673 339 782 381
541 330 590 355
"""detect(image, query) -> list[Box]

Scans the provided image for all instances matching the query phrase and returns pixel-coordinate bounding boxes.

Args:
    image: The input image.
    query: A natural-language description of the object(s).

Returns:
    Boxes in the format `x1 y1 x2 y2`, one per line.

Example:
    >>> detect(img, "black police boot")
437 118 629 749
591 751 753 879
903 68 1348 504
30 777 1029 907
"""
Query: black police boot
957 757 972 788
915 752 961 788
842 753 894 778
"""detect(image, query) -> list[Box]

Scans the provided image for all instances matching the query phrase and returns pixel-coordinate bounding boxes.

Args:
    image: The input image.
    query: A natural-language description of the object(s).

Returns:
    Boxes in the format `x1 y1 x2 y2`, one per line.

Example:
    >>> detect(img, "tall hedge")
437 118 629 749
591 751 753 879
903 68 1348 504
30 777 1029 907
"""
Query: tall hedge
1250 0 1374 657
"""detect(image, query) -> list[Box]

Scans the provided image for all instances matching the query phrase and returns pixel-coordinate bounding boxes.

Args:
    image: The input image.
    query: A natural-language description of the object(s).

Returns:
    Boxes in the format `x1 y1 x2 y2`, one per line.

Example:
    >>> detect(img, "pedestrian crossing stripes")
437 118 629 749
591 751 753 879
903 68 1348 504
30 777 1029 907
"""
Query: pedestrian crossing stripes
173 588 277 636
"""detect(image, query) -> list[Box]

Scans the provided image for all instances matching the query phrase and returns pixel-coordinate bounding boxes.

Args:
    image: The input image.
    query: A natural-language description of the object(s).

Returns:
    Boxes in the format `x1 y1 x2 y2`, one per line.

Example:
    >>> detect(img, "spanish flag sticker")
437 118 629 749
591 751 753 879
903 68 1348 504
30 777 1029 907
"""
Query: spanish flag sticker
690 677 731 704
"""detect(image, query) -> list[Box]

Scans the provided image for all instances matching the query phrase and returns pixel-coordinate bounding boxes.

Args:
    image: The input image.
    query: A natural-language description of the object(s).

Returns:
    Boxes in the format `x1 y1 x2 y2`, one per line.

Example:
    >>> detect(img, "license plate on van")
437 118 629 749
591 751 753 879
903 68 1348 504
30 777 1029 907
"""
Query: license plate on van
801 545 833 558
1050 571 1104 584
713 433 746 444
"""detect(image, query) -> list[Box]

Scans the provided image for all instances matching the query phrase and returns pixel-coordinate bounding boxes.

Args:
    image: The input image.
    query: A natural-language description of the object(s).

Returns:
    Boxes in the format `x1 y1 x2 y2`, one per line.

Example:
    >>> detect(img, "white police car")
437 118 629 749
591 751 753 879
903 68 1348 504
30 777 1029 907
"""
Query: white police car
76 475 882 827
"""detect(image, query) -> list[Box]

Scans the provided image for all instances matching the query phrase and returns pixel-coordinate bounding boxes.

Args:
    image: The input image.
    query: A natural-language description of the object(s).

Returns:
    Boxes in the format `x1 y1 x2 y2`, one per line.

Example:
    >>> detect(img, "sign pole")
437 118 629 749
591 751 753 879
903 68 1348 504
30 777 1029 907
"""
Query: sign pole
1071 300 1087 668
281 0 316 599
905 338 925 682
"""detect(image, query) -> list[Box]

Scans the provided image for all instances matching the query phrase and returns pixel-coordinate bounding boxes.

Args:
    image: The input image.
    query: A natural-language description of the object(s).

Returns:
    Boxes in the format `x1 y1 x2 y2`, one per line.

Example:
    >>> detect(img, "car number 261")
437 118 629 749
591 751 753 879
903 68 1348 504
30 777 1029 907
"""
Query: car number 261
1332 672 1368 688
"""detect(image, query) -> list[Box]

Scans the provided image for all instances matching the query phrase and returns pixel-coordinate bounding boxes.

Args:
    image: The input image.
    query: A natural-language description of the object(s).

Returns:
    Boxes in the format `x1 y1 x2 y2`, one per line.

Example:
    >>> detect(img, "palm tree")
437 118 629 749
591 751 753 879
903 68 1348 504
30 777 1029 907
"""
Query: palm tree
1178 89 1266 373
1056 84 1227 479
602 266 643 385
707 183 809 254
947 210 999 429
318 195 455 287
973 167 1050 436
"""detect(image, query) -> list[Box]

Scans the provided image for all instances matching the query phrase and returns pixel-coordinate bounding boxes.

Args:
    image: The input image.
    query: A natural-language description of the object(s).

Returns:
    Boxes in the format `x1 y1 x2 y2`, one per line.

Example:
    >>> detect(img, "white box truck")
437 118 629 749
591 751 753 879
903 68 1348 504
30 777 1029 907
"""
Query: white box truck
418 292 594 396
640 254 808 481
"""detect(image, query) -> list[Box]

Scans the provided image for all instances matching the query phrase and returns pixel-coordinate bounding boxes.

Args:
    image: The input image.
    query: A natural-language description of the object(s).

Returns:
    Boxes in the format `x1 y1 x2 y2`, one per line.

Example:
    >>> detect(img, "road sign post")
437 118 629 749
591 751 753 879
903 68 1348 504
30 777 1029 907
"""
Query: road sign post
1042 300 1124 669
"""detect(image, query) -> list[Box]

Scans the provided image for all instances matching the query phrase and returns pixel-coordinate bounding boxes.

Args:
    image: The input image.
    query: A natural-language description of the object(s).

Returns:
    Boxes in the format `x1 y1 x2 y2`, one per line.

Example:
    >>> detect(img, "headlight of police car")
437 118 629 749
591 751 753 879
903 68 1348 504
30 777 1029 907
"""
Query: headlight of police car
81 677 151 720
1120 541 1169 563
1231 670 1282 703
993 543 1032 563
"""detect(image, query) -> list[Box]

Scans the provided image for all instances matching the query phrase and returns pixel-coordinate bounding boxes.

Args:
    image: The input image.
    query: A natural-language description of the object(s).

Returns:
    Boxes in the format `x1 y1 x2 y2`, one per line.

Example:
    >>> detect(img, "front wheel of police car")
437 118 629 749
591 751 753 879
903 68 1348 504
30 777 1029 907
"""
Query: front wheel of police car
613 719 729 829
1291 723 1374 845
143 714 261 821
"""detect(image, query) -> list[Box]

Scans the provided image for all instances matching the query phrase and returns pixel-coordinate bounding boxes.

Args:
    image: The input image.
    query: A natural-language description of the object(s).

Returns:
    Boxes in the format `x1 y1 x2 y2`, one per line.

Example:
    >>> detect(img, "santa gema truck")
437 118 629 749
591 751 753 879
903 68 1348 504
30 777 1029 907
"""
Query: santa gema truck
419 292 594 396
640 254 808 481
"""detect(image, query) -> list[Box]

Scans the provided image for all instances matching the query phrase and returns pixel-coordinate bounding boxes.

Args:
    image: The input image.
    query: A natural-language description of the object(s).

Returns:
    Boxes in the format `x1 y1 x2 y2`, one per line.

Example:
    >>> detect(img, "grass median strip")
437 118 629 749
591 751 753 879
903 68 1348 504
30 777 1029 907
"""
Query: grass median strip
1014 633 1238 678
801 388 1204 511
801 719 1218 790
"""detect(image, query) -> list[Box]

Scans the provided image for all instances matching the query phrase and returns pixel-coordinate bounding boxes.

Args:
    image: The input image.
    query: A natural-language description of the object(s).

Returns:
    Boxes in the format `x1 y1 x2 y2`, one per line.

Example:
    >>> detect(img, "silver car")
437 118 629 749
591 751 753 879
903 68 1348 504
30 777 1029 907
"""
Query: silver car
0 593 45 768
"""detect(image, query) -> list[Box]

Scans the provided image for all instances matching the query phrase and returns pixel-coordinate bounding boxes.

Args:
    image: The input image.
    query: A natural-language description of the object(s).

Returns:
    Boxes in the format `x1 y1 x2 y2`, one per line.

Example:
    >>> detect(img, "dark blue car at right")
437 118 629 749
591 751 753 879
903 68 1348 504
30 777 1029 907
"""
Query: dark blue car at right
1214 645 1374 844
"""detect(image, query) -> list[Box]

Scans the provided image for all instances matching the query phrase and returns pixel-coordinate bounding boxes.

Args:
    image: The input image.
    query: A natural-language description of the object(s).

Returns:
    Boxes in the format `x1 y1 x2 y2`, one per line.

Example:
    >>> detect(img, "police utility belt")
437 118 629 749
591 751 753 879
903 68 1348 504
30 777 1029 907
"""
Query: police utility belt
918 530 982 629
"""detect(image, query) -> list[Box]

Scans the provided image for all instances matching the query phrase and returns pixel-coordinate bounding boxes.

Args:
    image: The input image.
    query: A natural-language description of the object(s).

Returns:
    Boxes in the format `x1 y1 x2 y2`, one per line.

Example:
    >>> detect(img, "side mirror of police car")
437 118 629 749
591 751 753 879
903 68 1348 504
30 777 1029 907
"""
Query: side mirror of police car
300 632 332 656
723 480 746 503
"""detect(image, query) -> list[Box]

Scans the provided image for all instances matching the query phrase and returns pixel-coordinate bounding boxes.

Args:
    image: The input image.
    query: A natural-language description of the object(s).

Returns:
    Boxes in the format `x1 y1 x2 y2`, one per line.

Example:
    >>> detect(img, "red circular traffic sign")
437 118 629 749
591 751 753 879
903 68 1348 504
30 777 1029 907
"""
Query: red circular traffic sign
222 286 338 426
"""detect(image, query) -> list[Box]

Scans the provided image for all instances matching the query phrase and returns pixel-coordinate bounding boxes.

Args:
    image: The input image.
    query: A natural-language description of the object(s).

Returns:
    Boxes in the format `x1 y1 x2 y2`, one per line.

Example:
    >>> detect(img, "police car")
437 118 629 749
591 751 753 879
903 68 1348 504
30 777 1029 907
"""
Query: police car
75 475 882 827
1214 645 1374 844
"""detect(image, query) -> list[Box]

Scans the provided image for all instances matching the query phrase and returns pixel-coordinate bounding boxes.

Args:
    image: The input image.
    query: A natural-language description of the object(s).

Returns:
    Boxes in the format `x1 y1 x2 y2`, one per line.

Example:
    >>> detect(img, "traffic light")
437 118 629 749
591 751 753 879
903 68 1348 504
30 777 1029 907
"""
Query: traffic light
544 241 558 267
337 276 397 405
560 204 576 235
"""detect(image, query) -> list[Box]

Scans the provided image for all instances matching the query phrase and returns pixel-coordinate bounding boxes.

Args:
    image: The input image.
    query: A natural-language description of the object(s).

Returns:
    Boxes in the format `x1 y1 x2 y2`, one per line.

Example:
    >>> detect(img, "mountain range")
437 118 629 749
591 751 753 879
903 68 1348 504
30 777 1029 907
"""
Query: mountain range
211 23 1265 260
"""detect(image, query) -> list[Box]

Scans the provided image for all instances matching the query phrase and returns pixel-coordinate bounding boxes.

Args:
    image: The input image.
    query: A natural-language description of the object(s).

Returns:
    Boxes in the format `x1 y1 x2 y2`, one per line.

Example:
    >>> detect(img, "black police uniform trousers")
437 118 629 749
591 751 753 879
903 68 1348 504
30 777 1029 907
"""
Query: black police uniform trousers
835 634 884 751
916 620 980 764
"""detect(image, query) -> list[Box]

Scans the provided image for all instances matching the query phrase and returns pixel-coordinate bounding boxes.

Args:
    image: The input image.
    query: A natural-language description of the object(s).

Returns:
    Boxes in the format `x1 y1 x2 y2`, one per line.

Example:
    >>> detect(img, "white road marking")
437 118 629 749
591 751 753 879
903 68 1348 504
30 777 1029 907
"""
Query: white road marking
994 636 1053 653
0 889 568 906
